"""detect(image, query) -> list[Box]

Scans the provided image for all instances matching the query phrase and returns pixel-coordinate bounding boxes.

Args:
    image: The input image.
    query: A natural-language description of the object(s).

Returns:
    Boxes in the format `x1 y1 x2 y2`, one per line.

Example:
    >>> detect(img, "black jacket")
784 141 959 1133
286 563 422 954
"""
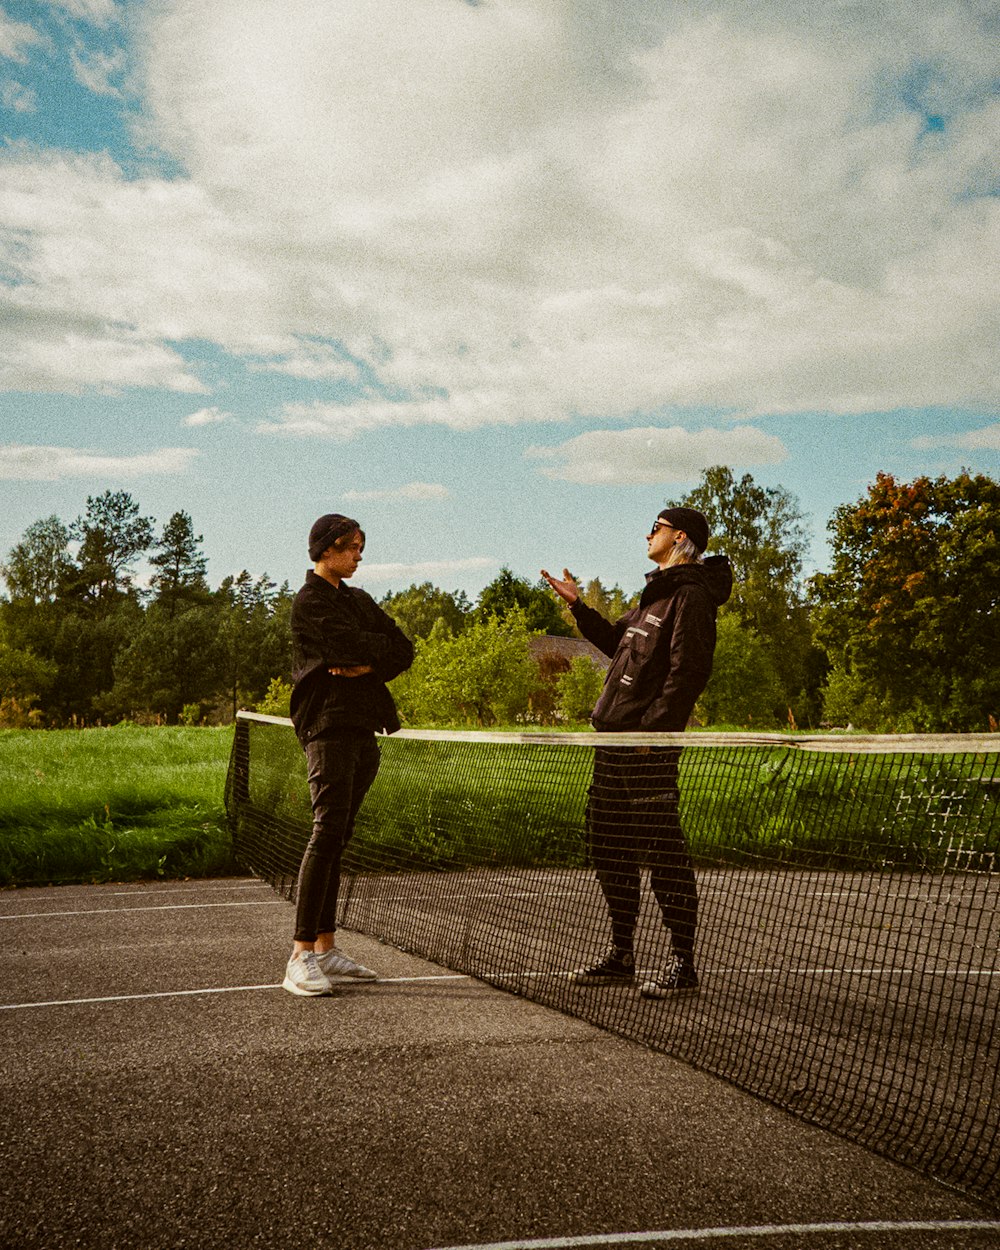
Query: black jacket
571 556 733 732
290 571 414 743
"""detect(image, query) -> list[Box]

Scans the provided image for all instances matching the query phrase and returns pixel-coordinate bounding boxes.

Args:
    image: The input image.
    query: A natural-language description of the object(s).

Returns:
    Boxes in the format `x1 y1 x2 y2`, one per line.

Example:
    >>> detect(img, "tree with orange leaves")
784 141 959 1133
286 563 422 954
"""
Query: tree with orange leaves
810 470 1000 731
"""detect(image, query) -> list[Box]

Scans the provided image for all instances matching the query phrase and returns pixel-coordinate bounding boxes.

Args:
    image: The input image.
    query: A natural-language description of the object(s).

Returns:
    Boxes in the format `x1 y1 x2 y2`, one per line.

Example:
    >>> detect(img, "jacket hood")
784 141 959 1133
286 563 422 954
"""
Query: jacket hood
640 555 733 609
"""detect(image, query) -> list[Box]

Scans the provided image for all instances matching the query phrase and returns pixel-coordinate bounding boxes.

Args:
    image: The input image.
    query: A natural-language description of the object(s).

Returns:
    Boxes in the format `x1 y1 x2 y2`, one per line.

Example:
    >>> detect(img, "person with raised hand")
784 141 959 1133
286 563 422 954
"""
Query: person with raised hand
542 507 732 999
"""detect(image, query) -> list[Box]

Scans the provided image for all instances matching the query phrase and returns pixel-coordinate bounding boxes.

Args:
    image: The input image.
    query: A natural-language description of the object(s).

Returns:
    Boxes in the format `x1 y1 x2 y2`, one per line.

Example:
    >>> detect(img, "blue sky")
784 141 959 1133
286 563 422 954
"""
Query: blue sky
1 0 998 600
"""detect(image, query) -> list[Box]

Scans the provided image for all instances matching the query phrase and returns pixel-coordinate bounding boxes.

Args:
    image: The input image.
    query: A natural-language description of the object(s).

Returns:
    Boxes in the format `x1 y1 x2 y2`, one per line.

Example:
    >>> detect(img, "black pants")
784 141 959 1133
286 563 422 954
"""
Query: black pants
293 729 380 943
587 745 697 963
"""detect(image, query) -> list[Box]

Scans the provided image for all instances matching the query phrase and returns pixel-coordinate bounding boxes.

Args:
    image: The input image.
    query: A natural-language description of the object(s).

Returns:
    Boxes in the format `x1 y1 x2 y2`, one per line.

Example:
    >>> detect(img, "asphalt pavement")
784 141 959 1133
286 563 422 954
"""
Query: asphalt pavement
1 877 997 1250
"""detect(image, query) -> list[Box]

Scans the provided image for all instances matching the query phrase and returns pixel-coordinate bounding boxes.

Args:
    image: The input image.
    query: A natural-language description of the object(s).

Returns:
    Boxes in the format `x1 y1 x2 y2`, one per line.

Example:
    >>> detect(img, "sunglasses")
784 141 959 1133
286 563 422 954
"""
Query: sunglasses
649 520 675 535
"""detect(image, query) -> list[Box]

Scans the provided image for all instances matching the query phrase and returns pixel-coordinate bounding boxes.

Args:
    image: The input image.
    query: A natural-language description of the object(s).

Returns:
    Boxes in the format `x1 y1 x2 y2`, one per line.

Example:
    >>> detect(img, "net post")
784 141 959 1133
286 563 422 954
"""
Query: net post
225 714 252 859
233 715 251 803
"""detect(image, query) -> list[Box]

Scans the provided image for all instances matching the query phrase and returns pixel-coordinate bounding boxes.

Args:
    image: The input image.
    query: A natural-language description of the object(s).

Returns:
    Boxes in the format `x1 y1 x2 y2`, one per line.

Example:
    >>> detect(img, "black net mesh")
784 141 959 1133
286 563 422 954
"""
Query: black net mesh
225 714 1000 1206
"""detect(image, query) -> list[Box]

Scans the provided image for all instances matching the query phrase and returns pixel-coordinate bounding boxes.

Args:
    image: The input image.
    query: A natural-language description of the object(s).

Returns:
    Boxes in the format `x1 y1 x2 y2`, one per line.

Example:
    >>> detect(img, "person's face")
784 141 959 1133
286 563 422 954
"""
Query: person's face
646 518 682 564
320 532 364 582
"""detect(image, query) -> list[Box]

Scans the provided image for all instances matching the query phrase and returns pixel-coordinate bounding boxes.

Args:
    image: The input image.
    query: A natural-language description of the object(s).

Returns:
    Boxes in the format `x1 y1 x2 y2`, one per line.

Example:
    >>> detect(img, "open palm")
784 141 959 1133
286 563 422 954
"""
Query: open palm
540 567 579 605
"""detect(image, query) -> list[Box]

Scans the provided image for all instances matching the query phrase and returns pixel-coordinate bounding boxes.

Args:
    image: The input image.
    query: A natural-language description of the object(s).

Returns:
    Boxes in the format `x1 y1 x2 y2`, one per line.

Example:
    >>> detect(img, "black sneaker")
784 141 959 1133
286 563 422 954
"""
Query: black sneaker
569 948 635 985
639 961 699 999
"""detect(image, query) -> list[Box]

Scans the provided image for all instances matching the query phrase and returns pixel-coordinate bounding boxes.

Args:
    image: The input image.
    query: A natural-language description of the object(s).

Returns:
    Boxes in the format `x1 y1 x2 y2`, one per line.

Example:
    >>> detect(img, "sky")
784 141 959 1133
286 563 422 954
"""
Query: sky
1 0 998 601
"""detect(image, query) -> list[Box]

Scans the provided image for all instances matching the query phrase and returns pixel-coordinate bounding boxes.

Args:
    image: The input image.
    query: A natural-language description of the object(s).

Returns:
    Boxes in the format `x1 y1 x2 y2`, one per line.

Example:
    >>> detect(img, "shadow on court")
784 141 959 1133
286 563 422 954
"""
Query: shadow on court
1 878 997 1250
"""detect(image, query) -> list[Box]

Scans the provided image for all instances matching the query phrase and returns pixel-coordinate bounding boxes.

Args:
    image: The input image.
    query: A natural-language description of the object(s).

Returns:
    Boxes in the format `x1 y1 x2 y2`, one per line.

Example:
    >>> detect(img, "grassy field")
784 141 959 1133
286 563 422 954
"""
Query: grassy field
0 725 236 887
3 722 999 888
239 718 1000 876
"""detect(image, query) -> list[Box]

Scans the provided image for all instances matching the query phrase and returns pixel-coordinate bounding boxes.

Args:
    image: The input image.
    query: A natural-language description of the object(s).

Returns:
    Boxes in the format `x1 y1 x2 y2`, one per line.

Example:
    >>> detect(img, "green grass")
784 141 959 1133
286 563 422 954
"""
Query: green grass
4 723 998 888
0 725 237 887
368 742 1000 872
239 719 1000 875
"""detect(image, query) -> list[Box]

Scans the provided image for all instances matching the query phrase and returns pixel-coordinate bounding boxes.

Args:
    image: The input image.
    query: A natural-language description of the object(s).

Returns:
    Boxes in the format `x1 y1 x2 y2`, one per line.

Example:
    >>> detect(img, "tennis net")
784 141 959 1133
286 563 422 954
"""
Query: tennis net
225 713 1000 1207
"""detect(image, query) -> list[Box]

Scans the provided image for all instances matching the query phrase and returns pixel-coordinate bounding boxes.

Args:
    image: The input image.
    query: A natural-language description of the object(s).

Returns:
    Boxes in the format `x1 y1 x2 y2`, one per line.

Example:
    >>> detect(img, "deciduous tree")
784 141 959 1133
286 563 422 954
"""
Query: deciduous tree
0 515 75 672
0 515 73 605
810 470 1000 730
0 619 57 727
50 599 143 723
554 655 605 725
97 606 221 723
392 611 540 726
577 577 637 620
475 567 573 636
696 614 785 728
668 466 815 720
380 582 469 640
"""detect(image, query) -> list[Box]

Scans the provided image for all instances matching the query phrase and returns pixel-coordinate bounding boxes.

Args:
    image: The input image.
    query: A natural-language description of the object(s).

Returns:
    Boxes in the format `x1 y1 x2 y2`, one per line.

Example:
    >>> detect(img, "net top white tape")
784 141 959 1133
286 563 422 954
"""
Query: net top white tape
234 712 1000 755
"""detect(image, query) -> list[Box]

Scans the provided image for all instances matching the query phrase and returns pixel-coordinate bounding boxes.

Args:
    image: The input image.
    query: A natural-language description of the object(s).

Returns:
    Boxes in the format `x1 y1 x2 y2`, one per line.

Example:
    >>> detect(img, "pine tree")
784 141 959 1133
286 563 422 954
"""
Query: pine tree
150 511 210 619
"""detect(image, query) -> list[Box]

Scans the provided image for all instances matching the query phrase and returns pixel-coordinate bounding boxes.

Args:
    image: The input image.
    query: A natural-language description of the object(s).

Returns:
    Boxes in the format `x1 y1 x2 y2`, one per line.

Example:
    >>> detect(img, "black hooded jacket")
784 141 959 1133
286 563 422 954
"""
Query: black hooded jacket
289 570 414 743
570 556 733 732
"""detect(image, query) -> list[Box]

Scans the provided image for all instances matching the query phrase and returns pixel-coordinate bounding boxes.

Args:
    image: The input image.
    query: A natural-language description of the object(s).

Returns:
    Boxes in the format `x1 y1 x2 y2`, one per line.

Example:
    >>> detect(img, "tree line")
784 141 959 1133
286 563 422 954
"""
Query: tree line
1 467 997 732
0 493 292 727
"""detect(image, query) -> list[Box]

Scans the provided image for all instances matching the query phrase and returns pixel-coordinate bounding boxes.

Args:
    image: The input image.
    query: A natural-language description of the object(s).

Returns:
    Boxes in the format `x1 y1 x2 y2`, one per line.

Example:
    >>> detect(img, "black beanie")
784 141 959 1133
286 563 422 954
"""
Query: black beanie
308 514 360 561
658 507 710 554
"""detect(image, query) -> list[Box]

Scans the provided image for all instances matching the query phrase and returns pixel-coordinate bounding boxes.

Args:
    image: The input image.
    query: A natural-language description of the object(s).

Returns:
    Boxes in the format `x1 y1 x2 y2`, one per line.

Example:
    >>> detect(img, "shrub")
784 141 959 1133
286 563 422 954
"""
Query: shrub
255 677 293 718
392 611 540 726
555 656 605 724
179 702 202 726
697 613 784 727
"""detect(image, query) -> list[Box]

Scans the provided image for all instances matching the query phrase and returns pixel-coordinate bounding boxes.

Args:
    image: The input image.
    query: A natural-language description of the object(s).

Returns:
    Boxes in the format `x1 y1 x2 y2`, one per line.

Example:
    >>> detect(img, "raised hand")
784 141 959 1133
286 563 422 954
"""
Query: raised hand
540 567 580 605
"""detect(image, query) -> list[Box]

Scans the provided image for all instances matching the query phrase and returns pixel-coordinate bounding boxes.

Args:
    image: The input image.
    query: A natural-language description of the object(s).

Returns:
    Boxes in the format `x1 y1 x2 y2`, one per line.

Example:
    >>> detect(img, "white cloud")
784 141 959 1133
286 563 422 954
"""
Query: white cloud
0 13 43 62
250 345 362 384
0 443 198 480
0 150 242 392
2 2 999 418
45 0 120 26
912 423 1000 451
0 288 207 393
182 405 231 427
70 45 124 97
355 556 497 585
262 391 549 439
343 482 449 502
527 425 788 485
1 79 35 112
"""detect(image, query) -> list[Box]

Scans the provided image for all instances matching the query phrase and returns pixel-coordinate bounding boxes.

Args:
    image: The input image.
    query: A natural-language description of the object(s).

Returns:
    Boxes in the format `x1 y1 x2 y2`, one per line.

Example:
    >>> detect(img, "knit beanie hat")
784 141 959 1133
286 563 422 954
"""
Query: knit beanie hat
657 507 710 554
308 514 360 561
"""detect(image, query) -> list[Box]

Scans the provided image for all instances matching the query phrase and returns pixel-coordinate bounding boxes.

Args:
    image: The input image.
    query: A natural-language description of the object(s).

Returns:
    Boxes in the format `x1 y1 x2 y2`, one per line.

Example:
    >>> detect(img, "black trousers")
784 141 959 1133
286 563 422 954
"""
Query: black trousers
293 729 380 943
586 745 698 963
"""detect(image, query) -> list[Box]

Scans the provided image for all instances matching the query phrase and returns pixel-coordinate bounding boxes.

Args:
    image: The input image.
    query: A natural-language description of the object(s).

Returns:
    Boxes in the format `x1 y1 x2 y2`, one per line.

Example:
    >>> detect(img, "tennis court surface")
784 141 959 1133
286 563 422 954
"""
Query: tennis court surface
229 718 1000 1208
2 876 999 1250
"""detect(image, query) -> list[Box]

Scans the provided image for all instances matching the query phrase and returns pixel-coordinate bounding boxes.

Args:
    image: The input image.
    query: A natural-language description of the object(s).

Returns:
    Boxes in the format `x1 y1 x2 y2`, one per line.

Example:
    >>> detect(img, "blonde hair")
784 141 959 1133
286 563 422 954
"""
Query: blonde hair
664 536 702 567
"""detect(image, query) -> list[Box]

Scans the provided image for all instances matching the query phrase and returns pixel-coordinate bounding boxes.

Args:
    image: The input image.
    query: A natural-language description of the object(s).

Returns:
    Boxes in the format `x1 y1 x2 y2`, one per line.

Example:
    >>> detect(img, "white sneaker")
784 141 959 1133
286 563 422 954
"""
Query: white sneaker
315 947 378 982
282 950 333 997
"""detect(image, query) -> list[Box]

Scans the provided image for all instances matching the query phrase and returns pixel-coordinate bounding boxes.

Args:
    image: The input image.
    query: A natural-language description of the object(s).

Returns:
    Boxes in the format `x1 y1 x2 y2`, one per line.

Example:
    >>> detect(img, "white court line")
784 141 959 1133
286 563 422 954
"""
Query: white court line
0 973 472 1011
3 880 264 901
735 965 999 979
0 899 286 920
490 965 997 984
482 963 999 982
424 1220 1000 1249
111 882 267 896
4 898 992 987
0 890 586 918
360 890 587 904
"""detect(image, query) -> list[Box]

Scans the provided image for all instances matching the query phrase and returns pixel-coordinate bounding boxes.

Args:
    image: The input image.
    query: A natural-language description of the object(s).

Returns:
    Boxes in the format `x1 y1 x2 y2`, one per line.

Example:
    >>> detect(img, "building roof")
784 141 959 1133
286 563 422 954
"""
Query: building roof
529 634 610 669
